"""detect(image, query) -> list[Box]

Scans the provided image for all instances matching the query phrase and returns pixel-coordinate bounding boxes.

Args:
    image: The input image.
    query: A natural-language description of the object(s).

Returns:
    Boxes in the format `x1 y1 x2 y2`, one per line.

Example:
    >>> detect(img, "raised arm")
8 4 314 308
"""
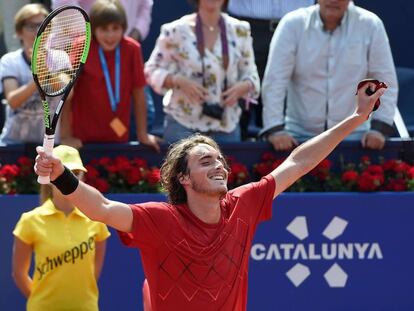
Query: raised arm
270 82 386 198
34 149 133 232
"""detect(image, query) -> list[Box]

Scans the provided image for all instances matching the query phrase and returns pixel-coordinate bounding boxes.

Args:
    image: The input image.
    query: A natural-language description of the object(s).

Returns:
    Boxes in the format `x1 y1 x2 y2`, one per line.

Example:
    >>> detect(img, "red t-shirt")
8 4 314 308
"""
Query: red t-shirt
118 175 275 311
71 36 146 143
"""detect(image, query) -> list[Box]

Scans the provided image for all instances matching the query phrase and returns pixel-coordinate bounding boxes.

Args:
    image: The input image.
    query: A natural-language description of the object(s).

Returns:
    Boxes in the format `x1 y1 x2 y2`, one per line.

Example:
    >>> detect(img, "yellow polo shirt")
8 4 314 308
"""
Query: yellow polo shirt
13 199 111 311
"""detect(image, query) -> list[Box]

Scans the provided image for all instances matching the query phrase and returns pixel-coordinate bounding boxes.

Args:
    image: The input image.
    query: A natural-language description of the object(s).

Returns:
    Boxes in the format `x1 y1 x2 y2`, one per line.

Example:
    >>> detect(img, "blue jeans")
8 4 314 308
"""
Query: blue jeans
163 114 241 143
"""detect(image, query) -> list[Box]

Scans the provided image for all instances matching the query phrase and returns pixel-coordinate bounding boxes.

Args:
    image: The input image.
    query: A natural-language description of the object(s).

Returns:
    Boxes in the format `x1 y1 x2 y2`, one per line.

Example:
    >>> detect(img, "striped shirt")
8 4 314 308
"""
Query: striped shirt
227 0 315 20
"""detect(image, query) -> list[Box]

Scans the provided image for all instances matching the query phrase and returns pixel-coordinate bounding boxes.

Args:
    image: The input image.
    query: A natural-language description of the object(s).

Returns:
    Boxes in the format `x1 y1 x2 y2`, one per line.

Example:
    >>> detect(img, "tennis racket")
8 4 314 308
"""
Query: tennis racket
31 5 91 184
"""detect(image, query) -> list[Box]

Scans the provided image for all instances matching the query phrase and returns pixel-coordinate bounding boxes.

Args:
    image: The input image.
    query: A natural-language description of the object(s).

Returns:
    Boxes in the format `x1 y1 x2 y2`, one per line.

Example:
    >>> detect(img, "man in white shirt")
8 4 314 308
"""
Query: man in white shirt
227 0 314 140
261 0 398 150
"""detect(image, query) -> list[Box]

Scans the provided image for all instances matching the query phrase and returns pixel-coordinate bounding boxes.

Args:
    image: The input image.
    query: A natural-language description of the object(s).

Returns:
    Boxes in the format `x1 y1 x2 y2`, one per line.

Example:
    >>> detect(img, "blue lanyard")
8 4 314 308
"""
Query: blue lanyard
98 45 120 112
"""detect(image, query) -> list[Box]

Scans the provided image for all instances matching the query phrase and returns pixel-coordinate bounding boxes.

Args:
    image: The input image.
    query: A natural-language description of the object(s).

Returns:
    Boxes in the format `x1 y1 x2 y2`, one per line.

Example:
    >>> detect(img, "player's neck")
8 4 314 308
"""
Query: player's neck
186 194 221 224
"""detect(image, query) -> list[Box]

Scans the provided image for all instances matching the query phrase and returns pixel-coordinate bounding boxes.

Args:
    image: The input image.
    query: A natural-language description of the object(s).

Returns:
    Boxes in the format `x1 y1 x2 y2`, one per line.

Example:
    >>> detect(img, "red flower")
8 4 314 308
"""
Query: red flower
132 158 148 168
106 164 118 174
229 163 248 183
85 164 100 180
110 157 134 182
254 157 284 178
382 159 397 171
89 177 110 193
80 156 162 193
366 165 384 177
358 171 383 192
231 163 247 175
254 162 273 177
0 164 20 182
126 167 143 185
310 159 332 181
382 159 410 174
394 162 410 174
146 168 161 185
2 151 414 194
408 166 414 179
17 156 33 167
98 157 112 166
342 170 358 183
384 178 407 191
114 156 132 171
228 160 249 187
17 157 34 176
360 155 371 164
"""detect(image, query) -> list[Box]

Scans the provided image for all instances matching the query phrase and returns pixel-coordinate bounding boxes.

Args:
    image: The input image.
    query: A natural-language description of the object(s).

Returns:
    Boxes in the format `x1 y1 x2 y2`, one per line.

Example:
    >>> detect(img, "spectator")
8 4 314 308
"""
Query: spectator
12 145 110 310
145 0 260 143
0 0 32 52
261 0 398 151
60 0 160 151
0 4 51 145
51 0 156 133
52 0 153 40
227 0 314 140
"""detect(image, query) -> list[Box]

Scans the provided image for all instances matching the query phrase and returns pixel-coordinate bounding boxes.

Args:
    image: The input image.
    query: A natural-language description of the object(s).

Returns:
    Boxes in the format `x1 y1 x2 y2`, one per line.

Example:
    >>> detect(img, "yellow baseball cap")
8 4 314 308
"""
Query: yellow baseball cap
53 145 87 172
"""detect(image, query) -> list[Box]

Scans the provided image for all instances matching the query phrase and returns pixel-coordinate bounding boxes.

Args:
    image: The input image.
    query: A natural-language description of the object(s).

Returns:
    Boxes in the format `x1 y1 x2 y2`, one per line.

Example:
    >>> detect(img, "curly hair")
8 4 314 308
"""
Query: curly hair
160 134 228 204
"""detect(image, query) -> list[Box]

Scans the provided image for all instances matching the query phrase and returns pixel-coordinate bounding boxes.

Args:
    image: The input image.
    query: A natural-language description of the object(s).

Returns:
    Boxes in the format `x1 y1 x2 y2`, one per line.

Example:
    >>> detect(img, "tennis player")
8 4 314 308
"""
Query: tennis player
34 82 385 310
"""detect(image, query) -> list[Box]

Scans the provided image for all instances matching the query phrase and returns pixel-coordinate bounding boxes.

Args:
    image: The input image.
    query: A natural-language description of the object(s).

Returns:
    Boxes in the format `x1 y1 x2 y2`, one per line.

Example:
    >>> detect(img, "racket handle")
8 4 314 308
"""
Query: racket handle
37 134 55 184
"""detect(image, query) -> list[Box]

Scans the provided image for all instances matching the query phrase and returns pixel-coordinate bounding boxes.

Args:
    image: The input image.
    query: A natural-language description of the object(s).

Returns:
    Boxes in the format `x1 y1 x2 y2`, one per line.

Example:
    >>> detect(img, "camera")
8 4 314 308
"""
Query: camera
202 102 224 120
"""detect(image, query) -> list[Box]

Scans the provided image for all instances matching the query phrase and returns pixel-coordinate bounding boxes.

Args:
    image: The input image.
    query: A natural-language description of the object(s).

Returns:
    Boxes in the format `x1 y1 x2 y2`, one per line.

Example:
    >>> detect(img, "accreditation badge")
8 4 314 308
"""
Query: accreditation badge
109 117 127 137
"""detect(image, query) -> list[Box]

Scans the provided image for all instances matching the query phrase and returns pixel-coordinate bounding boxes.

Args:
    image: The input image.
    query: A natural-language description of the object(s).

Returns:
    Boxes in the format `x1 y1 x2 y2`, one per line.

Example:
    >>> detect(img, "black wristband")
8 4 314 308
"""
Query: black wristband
51 166 79 195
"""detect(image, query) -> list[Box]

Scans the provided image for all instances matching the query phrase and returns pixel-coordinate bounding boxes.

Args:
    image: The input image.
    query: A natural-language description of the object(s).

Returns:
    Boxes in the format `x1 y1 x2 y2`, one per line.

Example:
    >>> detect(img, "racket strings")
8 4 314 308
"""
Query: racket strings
36 9 87 95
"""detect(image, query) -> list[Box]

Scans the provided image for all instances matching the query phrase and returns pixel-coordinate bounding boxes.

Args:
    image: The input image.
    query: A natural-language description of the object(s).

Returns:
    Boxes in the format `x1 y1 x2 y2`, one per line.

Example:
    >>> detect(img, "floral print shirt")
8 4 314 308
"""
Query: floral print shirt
145 13 260 133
